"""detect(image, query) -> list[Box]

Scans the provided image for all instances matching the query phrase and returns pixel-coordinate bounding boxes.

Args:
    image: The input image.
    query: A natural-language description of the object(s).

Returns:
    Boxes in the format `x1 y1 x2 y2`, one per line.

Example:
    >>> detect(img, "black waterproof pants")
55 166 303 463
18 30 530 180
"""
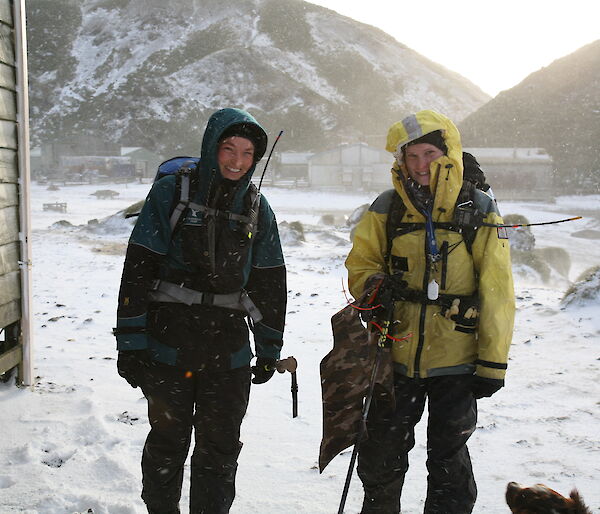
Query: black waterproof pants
140 363 251 514
357 374 477 514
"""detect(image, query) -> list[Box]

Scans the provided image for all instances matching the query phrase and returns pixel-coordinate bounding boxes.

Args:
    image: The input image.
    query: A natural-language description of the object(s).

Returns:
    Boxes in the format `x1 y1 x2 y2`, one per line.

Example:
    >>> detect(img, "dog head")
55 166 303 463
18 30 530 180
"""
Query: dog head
506 482 591 514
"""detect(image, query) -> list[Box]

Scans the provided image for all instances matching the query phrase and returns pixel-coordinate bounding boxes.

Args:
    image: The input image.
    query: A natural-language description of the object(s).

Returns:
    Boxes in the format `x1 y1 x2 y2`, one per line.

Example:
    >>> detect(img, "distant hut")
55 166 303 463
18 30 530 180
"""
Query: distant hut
36 137 121 181
308 143 391 191
464 147 554 200
121 147 163 180
277 152 313 182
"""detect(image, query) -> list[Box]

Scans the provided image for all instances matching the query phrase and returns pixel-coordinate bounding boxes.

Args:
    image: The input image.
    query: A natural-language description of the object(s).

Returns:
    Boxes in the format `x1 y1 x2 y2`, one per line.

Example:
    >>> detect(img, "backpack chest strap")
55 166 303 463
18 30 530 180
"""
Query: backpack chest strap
390 221 462 237
187 201 253 224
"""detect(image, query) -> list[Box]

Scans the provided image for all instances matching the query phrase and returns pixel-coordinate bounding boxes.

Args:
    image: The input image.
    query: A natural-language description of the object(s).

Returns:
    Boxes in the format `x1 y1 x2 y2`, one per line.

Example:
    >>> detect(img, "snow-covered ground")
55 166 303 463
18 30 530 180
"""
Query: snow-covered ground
1 182 599 513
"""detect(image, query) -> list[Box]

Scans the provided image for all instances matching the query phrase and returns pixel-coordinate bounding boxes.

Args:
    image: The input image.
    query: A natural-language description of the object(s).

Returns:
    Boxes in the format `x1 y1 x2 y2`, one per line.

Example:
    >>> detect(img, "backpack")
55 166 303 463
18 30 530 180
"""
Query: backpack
130 156 261 238
462 151 490 192
385 152 490 266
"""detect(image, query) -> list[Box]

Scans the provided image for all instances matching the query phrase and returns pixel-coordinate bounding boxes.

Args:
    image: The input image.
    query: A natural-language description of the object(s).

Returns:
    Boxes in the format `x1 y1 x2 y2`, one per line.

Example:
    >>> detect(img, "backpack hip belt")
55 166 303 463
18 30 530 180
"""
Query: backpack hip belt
392 287 479 311
149 279 263 323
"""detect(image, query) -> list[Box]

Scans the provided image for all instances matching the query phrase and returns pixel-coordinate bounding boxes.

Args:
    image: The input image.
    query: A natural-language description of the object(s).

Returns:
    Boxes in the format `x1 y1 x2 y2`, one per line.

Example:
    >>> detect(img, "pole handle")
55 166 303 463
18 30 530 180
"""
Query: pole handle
276 356 297 373
275 357 298 418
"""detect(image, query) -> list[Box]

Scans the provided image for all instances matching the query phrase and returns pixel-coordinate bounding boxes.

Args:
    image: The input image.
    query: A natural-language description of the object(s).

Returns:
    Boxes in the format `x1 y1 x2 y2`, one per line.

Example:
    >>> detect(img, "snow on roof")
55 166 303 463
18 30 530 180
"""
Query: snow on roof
120 147 142 156
309 142 389 160
279 152 314 165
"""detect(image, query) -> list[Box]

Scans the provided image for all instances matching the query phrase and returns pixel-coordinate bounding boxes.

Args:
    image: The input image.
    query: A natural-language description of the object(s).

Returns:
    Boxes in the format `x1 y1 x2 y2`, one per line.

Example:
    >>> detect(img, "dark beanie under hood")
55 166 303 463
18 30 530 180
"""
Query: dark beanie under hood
404 130 447 155
219 122 268 162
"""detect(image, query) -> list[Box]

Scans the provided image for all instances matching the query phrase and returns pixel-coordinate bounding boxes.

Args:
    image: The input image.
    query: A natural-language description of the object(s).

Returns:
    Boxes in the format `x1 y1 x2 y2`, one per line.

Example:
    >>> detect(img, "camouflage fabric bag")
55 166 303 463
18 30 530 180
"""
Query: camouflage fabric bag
318 298 394 472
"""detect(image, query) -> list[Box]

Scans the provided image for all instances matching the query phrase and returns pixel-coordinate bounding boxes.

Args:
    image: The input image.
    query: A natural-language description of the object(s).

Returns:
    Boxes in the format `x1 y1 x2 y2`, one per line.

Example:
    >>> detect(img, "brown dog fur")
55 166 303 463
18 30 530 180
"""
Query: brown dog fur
506 482 591 514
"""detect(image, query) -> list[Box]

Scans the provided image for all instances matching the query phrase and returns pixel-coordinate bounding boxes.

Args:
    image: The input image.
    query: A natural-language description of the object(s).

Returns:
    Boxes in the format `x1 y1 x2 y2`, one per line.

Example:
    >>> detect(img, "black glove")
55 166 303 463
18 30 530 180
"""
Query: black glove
360 273 407 323
471 375 504 399
117 350 149 389
443 297 479 332
251 357 277 384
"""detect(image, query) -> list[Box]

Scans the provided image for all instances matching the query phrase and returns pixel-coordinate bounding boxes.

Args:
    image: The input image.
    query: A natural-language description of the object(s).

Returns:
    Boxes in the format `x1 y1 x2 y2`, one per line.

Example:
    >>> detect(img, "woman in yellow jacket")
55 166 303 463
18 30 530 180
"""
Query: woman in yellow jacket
346 110 515 513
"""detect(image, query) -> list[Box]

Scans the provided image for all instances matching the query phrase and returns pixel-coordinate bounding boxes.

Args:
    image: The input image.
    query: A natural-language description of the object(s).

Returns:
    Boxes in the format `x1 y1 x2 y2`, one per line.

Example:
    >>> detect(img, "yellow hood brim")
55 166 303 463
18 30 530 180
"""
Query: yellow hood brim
386 110 464 221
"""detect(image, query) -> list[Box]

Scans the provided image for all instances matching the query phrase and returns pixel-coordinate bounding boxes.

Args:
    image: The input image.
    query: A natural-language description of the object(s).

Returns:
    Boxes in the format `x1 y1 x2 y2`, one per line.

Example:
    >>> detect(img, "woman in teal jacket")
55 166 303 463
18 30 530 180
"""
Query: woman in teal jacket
114 108 287 513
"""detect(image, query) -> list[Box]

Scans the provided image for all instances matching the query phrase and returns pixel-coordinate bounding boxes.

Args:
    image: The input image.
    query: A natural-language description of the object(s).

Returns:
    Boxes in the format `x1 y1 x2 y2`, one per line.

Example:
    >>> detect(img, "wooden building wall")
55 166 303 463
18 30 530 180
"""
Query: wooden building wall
0 1 20 331
0 0 32 384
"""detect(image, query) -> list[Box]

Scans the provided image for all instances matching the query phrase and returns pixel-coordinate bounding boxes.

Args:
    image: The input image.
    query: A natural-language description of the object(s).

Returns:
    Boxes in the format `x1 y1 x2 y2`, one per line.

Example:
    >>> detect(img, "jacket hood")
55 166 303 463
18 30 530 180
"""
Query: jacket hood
385 110 464 222
198 108 268 209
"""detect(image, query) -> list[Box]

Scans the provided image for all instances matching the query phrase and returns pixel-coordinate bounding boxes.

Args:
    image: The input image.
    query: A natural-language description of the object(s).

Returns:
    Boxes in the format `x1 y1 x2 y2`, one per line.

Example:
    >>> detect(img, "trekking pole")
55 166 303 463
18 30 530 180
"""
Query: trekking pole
337 293 394 514
482 216 582 228
275 356 298 418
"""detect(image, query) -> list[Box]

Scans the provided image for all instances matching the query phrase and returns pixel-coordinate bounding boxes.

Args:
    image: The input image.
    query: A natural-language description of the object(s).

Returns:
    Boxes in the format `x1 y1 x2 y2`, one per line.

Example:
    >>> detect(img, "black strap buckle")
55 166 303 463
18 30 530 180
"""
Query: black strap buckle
201 292 215 305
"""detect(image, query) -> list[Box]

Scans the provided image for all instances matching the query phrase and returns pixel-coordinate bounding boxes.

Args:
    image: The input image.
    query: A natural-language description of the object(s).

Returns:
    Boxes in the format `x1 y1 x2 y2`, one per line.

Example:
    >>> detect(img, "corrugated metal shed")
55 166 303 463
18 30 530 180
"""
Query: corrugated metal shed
308 143 392 190
464 147 554 200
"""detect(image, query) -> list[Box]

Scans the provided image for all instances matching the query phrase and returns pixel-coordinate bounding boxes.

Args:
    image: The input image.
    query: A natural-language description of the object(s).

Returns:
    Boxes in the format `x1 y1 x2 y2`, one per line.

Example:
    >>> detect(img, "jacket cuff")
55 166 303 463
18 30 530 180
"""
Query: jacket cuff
116 332 148 351
255 338 282 361
115 314 148 350
475 359 507 380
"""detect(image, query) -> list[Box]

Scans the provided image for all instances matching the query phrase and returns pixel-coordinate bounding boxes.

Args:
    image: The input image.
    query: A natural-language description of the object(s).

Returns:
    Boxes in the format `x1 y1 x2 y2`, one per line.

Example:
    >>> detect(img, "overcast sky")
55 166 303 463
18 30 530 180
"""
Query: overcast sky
308 0 599 97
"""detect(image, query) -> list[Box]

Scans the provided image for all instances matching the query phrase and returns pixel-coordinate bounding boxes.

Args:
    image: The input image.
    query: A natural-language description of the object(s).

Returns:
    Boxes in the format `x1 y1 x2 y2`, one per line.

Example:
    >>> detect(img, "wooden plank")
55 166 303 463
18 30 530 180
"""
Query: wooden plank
0 344 22 375
0 205 18 246
0 0 13 27
0 241 18 275
0 298 19 329
0 147 16 181
0 299 19 330
0 181 17 209
0 269 19 305
0 62 14 90
0 87 15 120
0 23 14 66
0 118 16 148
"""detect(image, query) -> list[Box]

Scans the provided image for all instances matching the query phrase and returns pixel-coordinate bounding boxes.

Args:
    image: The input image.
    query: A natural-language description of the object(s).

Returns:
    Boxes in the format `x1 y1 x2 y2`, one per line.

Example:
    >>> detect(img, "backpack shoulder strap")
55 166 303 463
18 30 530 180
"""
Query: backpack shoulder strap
384 190 407 268
245 182 262 239
169 160 197 232
454 179 479 253
456 178 475 208
247 181 260 208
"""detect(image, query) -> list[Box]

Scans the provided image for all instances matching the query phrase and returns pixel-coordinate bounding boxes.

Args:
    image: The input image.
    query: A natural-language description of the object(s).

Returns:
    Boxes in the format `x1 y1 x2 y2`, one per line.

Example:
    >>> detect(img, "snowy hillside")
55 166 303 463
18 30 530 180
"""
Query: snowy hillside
0 182 599 513
459 39 600 188
27 0 489 153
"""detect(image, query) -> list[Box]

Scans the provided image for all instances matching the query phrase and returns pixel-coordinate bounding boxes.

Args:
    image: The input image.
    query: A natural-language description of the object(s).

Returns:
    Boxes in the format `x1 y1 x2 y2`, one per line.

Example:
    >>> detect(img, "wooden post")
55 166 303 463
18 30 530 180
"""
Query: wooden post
14 0 33 386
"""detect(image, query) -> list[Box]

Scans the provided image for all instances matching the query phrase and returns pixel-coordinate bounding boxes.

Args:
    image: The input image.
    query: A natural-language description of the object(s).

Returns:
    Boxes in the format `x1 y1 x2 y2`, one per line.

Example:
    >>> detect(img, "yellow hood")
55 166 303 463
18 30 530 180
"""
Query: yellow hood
386 110 464 222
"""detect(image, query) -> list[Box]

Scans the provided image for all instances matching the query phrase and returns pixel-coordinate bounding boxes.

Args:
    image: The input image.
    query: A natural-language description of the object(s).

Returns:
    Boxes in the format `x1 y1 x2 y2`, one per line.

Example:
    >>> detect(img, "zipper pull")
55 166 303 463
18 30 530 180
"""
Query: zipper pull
427 279 439 300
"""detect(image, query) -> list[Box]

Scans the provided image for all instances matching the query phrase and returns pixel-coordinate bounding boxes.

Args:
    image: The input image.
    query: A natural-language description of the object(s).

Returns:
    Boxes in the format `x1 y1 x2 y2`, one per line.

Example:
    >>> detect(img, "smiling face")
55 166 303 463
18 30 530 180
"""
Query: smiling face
403 142 445 186
217 136 255 181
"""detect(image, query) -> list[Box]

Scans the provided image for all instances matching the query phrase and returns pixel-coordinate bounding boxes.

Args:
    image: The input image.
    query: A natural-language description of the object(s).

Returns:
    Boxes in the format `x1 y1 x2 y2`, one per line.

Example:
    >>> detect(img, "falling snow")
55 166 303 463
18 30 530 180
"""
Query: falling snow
0 183 598 513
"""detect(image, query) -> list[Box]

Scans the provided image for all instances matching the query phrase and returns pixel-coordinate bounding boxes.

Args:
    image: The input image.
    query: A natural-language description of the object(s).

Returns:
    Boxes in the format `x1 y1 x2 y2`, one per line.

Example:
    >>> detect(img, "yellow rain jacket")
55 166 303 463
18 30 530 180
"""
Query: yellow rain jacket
346 110 515 380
